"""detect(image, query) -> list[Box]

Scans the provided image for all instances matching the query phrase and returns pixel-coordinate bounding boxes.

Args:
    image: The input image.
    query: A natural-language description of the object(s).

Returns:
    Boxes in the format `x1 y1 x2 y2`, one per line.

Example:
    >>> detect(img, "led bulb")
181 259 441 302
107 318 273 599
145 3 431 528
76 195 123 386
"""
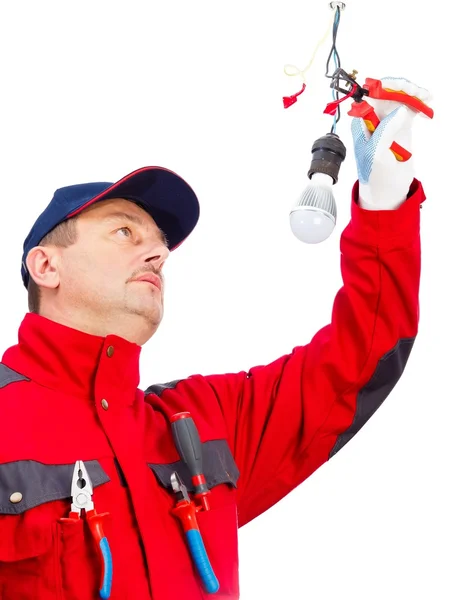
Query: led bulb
290 173 336 244
290 132 347 244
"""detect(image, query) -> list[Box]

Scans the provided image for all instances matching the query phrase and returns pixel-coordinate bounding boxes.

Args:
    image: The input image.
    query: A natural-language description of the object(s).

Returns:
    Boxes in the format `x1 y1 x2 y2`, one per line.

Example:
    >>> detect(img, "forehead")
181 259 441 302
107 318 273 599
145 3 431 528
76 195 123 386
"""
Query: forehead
83 197 150 219
78 198 168 245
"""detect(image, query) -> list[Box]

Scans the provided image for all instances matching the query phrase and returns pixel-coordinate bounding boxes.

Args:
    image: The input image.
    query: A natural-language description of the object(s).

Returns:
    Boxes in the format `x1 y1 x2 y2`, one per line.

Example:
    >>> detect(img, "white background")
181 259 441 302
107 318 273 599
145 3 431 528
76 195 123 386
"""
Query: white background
1 1 460 598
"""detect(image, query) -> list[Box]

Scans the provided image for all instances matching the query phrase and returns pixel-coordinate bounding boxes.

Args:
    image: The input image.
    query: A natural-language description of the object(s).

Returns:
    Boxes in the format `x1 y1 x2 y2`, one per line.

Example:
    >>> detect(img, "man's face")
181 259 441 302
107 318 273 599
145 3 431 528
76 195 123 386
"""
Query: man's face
55 197 170 330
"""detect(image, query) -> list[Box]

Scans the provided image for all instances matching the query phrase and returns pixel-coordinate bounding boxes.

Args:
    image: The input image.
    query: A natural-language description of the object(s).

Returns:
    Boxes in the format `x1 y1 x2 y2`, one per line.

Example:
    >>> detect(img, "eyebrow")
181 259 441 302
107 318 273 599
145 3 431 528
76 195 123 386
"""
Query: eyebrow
104 211 168 246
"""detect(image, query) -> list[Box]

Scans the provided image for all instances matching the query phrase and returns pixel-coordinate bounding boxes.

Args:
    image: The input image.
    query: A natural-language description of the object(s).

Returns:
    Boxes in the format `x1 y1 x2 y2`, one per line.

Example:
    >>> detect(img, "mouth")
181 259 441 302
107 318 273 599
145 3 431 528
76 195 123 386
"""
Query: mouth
132 274 162 291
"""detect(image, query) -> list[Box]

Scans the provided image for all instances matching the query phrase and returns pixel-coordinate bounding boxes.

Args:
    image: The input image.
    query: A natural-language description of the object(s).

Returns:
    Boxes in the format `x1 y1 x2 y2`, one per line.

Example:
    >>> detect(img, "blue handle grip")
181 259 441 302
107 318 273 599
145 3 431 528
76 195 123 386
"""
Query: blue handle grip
98 537 113 599
186 529 220 594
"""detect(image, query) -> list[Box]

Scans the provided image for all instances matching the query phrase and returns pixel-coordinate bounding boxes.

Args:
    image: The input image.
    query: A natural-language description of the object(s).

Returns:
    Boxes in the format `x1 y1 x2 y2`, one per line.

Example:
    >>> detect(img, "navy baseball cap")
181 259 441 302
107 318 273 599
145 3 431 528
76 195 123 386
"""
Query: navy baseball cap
21 166 200 288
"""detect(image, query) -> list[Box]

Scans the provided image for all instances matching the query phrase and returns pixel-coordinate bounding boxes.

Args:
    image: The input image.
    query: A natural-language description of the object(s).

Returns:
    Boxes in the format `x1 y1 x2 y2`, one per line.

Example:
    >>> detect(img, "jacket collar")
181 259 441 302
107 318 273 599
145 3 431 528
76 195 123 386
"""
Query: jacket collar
1 313 141 406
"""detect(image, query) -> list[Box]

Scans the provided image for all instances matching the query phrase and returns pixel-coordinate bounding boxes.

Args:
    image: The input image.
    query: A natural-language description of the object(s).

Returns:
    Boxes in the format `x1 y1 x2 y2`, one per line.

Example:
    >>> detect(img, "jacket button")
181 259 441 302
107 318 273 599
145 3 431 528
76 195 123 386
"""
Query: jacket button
106 346 114 357
10 492 23 504
101 399 109 410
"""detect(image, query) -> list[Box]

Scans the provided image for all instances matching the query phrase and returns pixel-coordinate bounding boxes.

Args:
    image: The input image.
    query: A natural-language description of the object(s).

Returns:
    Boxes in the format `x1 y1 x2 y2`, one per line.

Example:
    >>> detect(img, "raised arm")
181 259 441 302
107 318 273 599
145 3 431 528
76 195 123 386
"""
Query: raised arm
147 77 432 529
201 174 424 526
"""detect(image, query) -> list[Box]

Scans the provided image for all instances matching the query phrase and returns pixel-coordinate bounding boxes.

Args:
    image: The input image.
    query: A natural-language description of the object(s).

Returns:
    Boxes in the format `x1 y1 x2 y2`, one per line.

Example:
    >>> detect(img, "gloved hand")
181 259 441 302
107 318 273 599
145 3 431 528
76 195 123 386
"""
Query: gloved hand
351 77 432 210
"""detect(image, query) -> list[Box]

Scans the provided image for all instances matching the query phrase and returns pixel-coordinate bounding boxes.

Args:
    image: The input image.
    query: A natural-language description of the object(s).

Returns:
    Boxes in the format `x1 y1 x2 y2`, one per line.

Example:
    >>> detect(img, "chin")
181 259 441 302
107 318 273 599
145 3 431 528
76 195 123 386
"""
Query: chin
141 306 163 328
148 311 163 329
125 297 163 327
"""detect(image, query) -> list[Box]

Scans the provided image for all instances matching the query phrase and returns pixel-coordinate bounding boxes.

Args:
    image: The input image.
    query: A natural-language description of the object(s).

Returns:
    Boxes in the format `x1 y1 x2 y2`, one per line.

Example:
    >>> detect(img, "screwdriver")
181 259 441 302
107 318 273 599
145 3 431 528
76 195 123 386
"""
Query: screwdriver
170 412 211 511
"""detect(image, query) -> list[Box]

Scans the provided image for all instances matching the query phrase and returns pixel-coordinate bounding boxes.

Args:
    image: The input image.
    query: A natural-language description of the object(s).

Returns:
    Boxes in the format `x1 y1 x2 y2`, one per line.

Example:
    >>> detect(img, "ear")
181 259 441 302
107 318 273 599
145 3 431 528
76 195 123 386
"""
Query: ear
26 246 61 290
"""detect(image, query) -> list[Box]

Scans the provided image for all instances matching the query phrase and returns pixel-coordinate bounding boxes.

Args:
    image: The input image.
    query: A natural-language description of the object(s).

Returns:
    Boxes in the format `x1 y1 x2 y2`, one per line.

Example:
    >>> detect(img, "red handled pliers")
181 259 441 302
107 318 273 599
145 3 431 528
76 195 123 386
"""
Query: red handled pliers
61 461 113 599
171 471 220 594
325 68 434 161
347 77 434 161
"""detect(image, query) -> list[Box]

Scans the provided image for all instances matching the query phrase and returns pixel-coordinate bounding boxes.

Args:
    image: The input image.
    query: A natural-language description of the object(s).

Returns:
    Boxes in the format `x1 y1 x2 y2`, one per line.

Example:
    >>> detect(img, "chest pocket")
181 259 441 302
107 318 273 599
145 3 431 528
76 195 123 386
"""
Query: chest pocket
149 439 240 599
0 460 110 600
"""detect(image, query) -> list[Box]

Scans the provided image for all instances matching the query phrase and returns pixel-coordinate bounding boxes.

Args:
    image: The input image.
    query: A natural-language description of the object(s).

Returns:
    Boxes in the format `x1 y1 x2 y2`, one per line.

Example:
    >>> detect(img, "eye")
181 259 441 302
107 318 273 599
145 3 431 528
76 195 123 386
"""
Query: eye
117 226 132 238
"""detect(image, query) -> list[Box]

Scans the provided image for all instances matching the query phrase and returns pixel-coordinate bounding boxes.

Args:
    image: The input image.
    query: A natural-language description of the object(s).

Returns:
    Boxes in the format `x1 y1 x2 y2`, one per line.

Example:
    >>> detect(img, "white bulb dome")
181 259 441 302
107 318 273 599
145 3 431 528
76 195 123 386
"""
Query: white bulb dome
290 208 335 244
289 173 337 244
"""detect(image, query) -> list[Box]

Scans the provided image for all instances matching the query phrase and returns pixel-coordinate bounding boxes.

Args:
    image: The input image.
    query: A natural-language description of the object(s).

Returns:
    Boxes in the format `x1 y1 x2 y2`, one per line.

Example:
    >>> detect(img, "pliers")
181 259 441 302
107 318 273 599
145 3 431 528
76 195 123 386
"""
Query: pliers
171 471 220 594
347 77 434 161
327 68 434 161
61 461 113 599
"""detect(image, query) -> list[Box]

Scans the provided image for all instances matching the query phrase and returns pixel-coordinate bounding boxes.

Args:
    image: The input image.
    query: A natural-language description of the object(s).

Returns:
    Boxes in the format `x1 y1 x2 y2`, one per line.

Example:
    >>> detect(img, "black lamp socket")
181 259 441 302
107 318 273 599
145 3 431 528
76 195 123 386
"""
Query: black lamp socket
307 133 347 185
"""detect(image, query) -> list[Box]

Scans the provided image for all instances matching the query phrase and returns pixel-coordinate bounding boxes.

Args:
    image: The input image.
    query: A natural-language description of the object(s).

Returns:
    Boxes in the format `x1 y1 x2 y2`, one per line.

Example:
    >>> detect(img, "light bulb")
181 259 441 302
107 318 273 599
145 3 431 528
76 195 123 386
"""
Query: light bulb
290 173 336 243
290 132 346 244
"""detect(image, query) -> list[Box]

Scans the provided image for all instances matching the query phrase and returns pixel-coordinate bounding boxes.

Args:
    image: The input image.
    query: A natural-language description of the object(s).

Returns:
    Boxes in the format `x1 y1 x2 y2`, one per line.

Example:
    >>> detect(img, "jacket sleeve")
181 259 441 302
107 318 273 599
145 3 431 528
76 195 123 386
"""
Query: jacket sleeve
187 178 424 527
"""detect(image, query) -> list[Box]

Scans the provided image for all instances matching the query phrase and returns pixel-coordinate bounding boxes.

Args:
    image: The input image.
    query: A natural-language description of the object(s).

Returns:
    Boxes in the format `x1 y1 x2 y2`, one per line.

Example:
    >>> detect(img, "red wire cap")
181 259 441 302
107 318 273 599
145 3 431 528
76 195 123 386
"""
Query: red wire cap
282 83 306 108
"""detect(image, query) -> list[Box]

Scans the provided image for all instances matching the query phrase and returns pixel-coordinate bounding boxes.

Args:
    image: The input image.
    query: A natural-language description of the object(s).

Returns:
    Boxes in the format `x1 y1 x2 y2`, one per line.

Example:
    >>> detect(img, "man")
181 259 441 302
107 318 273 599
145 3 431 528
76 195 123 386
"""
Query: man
0 77 431 599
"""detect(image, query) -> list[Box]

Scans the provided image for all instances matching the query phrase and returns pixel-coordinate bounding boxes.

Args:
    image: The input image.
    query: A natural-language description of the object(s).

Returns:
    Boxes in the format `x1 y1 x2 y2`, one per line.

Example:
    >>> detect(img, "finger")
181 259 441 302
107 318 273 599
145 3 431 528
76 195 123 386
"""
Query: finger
381 76 432 103
365 96 401 122
351 116 370 147
373 105 411 152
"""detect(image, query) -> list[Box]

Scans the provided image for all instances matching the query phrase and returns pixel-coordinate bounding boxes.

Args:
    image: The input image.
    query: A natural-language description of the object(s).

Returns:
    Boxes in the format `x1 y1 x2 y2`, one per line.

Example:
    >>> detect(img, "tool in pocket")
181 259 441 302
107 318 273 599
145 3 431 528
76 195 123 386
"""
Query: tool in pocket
60 460 113 599
171 471 219 594
170 412 220 594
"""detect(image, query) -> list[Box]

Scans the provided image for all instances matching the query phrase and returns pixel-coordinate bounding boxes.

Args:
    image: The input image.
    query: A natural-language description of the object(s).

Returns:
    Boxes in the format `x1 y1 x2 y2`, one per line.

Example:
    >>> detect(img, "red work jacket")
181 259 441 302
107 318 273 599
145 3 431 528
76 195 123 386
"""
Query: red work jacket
0 179 425 599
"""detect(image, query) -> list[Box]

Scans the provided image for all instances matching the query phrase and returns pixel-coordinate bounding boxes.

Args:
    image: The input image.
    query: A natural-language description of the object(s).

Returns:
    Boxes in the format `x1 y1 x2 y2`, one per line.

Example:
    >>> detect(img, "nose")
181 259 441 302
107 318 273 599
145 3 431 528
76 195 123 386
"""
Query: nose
144 242 170 270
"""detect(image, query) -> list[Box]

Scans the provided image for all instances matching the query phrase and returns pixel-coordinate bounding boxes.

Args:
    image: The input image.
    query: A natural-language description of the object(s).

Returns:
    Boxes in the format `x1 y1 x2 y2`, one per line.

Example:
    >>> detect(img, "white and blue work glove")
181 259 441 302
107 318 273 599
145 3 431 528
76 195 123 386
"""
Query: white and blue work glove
351 77 432 210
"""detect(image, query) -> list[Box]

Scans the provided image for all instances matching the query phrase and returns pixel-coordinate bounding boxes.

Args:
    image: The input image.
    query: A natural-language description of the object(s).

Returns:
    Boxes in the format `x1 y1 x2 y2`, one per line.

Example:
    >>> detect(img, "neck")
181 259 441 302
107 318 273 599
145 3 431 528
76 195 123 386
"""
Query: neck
38 303 156 346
